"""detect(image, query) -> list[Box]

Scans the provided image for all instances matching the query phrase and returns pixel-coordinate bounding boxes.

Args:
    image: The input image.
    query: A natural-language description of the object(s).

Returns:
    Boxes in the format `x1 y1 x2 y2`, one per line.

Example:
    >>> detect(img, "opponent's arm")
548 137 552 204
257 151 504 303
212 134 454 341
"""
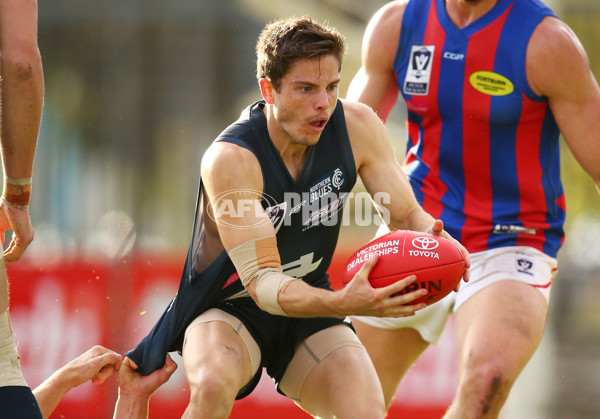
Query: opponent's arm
201 141 426 318
344 99 470 281
527 17 600 193
0 0 44 262
113 356 177 419
33 346 122 419
346 0 406 120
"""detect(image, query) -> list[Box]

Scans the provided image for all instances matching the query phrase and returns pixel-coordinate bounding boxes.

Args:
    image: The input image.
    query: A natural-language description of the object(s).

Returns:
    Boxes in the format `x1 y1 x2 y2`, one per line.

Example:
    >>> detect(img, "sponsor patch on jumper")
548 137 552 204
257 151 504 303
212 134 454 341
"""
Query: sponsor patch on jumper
469 71 514 96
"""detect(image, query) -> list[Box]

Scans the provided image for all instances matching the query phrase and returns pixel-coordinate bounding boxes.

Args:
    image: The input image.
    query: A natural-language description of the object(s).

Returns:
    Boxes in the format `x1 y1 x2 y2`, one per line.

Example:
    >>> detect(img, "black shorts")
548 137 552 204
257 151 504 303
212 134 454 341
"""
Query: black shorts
0 386 43 418
216 293 352 399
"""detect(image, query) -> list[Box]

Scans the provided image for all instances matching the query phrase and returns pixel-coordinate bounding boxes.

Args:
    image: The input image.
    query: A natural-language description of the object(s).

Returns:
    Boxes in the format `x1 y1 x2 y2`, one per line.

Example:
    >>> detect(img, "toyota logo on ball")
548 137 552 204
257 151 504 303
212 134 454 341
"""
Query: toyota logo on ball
412 236 439 250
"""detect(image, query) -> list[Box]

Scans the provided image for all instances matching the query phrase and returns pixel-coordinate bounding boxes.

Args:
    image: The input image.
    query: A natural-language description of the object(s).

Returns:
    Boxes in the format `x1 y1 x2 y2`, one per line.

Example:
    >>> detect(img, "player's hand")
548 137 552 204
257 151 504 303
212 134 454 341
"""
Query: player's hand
116 355 177 399
427 219 471 289
338 254 428 317
0 201 34 263
62 345 123 387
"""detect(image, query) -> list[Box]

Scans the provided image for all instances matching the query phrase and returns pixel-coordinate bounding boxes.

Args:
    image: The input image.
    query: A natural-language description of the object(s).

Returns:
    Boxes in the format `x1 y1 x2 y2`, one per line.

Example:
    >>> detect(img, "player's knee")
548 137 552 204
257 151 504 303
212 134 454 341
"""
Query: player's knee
1 40 42 81
460 365 512 415
187 372 237 416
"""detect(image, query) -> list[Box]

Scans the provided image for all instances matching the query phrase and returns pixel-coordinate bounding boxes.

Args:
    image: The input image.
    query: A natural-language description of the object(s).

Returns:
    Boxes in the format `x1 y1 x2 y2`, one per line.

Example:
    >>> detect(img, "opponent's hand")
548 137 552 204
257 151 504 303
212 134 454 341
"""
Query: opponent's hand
33 345 123 419
427 219 471 289
337 254 428 317
63 345 124 386
0 201 34 263
117 355 178 399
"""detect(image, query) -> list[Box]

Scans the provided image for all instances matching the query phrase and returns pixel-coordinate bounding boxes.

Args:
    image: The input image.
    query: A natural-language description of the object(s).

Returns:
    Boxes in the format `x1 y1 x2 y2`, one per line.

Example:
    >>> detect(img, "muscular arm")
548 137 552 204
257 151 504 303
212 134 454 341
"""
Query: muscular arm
344 99 470 274
0 0 44 262
346 0 406 120
33 346 122 419
201 141 426 318
527 17 600 192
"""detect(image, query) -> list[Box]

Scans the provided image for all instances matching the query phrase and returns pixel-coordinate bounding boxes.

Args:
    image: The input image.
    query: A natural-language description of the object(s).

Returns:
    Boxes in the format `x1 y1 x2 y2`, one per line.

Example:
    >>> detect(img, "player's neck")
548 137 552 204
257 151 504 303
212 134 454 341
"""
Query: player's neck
445 0 500 29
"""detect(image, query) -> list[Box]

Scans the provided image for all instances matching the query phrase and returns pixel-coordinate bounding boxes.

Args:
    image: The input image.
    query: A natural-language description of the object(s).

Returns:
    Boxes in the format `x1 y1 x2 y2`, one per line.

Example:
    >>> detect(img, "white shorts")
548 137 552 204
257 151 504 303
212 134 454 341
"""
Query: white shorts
353 246 558 344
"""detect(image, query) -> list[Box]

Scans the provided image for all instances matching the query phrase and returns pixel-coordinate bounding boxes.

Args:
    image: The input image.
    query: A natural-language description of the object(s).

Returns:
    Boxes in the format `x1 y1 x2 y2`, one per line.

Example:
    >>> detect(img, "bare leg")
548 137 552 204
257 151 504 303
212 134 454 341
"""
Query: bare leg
353 320 429 409
299 345 386 419
444 280 548 419
181 320 254 419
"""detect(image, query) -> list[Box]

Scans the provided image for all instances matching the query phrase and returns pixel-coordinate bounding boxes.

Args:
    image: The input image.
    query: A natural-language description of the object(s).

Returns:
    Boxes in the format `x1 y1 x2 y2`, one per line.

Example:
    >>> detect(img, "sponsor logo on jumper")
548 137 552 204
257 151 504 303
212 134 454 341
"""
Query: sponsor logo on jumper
347 239 400 271
223 252 322 288
282 252 323 278
517 258 534 276
493 224 537 235
404 45 434 95
469 71 514 96
443 51 465 61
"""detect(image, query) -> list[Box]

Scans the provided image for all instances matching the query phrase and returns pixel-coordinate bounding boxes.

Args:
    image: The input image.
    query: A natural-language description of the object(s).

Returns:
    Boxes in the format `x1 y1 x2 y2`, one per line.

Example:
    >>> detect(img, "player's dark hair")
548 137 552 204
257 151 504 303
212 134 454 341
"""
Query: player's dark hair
256 16 346 91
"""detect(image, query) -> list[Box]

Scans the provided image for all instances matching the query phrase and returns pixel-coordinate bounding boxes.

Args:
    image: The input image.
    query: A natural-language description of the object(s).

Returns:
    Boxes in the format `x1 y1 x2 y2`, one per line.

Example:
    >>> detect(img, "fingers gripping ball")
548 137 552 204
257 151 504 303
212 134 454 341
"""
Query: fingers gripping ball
343 230 465 306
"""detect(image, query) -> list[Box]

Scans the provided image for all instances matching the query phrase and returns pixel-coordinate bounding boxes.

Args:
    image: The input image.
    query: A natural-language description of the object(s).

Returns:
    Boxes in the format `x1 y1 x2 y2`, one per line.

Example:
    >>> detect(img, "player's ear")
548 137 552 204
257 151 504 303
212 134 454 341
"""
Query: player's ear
259 78 275 104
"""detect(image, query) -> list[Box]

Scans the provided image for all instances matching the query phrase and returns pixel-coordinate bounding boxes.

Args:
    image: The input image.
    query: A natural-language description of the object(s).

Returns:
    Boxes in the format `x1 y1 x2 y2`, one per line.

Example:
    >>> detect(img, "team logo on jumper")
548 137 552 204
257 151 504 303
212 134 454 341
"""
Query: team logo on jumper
308 167 345 204
265 202 288 233
517 258 534 276
404 45 434 95
469 71 514 96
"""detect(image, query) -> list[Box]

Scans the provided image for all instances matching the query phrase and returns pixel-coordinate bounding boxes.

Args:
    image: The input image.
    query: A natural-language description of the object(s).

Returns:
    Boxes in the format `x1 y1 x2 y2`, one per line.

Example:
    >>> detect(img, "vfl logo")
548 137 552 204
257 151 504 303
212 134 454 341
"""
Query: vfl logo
412 47 432 77
404 45 434 95
517 259 534 276
412 236 439 250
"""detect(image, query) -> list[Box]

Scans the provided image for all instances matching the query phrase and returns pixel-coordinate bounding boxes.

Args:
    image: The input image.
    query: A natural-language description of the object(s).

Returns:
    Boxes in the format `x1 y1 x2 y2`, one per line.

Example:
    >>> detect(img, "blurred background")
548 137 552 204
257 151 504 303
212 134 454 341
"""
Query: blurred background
6 0 600 417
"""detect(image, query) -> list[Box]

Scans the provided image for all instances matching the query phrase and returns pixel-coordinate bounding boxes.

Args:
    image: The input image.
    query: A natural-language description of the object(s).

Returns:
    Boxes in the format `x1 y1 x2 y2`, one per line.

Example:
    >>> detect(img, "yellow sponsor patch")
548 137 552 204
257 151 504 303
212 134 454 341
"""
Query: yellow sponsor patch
469 71 514 96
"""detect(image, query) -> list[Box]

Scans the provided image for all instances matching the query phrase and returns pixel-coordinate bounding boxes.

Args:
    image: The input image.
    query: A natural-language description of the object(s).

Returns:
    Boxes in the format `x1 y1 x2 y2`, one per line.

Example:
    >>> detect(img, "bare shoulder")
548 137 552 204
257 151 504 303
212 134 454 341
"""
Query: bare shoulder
363 0 407 54
527 16 591 97
201 141 262 190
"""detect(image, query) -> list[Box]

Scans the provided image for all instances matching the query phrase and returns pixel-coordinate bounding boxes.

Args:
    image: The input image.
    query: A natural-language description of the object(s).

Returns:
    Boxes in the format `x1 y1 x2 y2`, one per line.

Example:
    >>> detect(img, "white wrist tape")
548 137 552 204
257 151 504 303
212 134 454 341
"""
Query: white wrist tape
228 236 295 316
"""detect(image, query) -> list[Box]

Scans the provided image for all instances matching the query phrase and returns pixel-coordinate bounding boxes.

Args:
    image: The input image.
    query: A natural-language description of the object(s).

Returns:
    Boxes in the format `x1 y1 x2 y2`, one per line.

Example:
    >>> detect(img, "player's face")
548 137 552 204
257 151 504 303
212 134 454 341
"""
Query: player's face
269 55 340 147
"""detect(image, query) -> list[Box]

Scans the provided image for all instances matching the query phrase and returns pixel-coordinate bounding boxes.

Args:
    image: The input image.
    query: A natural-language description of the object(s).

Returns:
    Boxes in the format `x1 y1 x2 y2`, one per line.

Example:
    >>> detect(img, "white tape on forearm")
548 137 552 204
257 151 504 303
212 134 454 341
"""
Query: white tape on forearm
228 237 294 316
254 269 295 316
0 312 28 387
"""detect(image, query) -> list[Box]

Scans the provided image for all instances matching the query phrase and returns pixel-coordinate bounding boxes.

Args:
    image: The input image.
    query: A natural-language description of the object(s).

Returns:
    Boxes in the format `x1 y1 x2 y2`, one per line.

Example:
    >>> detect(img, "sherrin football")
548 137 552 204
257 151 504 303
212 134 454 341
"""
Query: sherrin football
343 230 465 306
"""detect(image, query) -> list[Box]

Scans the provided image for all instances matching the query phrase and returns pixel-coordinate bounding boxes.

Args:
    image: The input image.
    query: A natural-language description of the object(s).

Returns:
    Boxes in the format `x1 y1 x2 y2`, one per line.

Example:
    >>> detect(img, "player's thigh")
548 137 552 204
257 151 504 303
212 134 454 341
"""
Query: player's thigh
182 309 257 389
0 0 38 45
290 325 384 416
455 279 548 377
353 319 429 401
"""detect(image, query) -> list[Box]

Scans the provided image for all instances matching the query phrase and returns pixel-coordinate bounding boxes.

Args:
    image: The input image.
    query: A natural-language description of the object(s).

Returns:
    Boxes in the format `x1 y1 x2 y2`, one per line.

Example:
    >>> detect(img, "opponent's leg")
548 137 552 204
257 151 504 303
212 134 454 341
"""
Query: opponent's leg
444 280 548 419
281 324 386 419
181 310 258 419
353 320 429 409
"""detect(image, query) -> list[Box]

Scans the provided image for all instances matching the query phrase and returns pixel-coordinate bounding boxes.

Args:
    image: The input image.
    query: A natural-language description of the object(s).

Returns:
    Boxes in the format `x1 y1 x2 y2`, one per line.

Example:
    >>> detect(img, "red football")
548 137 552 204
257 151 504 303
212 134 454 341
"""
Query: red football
343 229 465 306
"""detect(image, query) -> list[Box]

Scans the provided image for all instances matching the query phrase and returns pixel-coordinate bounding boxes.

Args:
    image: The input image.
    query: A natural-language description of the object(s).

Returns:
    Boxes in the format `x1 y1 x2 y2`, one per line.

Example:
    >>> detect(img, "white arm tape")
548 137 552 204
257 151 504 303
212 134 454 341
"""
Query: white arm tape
228 237 295 316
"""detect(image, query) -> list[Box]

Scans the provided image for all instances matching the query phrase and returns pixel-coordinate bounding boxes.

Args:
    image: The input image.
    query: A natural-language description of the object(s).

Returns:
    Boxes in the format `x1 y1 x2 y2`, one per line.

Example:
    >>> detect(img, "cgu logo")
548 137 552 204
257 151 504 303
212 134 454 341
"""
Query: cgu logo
393 280 442 296
443 51 464 60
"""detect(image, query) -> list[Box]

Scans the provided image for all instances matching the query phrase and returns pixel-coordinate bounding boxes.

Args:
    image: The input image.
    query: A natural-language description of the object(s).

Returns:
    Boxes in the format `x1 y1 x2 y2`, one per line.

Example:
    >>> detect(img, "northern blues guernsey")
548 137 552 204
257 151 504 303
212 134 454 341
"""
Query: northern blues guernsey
395 0 564 257
126 100 356 375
